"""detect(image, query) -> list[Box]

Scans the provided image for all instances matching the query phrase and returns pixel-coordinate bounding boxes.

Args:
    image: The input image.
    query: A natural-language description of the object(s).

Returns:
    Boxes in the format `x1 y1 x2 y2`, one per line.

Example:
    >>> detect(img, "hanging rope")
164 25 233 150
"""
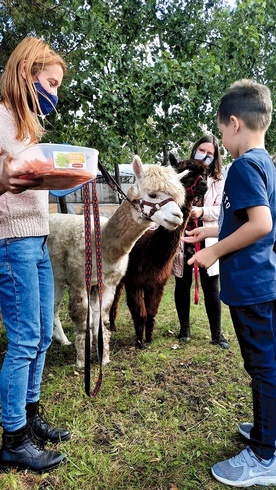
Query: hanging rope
193 218 200 305
83 180 103 398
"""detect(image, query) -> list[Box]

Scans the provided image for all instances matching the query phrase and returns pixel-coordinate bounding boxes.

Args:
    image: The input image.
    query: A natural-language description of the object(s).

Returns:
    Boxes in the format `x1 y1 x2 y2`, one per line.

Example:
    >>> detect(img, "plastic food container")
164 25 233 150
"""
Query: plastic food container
12 143 98 190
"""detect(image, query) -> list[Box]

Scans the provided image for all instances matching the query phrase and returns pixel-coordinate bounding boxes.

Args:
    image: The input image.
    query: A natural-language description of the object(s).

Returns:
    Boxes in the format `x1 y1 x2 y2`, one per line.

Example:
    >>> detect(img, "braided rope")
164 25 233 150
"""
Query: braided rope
83 181 103 398
90 179 103 397
193 218 200 305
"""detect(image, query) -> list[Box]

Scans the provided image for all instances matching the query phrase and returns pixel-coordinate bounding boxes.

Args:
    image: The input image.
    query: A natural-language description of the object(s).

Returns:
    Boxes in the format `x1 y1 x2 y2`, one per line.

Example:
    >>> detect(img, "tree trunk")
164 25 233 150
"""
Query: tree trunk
162 145 168 166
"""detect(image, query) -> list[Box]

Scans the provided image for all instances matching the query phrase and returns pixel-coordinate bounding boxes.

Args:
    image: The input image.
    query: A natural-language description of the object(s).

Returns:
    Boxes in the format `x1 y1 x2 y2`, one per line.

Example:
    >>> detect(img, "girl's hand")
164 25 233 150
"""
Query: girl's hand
0 152 41 195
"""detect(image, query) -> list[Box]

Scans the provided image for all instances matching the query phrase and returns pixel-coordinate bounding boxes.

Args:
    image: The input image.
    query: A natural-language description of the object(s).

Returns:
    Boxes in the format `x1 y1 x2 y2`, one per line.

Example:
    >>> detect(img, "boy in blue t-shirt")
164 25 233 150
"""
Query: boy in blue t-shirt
184 79 276 487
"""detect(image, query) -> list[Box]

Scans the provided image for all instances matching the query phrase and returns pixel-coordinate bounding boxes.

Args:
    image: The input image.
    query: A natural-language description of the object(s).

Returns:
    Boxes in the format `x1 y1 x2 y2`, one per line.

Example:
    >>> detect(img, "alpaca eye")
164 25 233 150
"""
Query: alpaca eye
148 193 157 199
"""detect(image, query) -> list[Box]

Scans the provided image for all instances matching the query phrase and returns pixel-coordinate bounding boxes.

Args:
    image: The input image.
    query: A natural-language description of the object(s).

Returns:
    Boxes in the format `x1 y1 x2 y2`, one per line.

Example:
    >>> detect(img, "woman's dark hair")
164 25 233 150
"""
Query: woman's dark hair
190 134 222 180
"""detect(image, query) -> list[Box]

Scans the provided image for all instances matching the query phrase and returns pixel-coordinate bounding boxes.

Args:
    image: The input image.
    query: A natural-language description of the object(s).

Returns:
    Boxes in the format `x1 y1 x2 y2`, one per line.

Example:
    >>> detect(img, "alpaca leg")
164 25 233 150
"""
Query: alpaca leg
109 280 125 331
69 287 90 370
53 282 72 345
144 286 164 343
126 286 147 348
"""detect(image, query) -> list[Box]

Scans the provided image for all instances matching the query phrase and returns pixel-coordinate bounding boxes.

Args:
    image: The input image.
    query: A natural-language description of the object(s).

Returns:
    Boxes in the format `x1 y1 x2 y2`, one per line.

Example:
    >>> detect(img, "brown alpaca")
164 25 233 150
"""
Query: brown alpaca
48 155 188 368
109 156 208 348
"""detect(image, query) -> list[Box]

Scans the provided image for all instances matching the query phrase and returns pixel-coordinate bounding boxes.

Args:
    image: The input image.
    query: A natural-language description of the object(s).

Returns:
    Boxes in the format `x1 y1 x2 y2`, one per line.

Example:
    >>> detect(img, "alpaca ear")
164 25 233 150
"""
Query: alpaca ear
177 169 190 180
132 155 144 181
169 153 178 168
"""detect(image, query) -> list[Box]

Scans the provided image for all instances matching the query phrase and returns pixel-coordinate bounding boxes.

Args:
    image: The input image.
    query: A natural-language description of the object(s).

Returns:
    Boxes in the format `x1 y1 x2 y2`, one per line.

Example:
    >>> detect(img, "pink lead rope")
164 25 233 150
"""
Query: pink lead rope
193 218 200 305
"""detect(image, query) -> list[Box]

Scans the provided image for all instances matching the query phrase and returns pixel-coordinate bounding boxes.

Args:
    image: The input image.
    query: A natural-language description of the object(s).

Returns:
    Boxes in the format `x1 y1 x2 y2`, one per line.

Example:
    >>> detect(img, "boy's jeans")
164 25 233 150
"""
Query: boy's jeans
230 300 276 460
0 236 54 432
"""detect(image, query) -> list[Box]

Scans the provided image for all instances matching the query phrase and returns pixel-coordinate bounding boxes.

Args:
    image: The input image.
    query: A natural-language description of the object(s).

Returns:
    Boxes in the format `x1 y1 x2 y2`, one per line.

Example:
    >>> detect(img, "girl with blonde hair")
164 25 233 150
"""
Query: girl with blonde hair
0 36 70 473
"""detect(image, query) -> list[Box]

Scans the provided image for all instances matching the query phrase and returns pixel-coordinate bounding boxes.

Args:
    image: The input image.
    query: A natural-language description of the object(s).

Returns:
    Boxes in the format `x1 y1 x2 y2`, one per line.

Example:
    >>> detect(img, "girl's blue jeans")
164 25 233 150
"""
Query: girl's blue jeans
0 236 54 432
230 300 276 460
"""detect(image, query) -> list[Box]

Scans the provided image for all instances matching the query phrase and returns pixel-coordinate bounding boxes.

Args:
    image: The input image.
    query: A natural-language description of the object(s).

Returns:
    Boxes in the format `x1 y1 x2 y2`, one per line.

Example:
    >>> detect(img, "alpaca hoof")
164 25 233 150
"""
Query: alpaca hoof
136 340 146 350
53 335 72 346
102 357 110 366
76 359 85 371
62 340 72 346
58 340 72 347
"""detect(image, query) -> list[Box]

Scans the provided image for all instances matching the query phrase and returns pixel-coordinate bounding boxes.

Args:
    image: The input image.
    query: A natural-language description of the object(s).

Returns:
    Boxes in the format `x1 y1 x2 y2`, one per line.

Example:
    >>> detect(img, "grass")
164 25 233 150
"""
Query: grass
0 277 256 490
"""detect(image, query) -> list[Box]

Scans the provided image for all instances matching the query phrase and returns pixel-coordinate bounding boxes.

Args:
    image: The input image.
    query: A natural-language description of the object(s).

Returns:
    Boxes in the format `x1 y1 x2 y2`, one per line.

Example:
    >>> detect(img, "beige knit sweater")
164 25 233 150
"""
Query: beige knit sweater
0 104 49 239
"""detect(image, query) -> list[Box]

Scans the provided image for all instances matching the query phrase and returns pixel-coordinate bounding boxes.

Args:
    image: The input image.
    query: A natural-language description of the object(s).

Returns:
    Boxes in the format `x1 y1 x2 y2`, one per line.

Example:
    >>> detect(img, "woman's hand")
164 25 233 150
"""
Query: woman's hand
182 227 207 244
0 151 41 195
190 206 203 220
182 226 219 244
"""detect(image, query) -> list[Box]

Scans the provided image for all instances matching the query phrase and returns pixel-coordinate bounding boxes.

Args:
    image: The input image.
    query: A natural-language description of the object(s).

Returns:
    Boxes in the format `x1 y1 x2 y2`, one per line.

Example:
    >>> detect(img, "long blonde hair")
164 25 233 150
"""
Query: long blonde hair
0 37 66 143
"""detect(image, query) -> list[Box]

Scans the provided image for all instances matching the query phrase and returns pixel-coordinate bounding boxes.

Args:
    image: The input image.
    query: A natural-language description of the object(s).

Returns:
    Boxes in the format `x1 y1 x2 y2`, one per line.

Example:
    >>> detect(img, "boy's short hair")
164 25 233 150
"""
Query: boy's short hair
217 79 272 131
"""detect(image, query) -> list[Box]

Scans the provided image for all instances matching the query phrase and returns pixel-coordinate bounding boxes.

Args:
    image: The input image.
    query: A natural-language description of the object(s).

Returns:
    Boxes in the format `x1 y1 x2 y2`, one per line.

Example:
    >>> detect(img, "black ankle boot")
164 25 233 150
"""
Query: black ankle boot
26 402 71 444
0 425 66 473
177 326 191 343
211 333 230 349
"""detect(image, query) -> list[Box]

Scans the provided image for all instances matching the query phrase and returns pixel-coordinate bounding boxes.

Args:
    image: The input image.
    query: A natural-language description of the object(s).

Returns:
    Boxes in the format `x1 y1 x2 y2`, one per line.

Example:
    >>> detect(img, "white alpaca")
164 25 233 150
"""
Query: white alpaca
48 155 187 369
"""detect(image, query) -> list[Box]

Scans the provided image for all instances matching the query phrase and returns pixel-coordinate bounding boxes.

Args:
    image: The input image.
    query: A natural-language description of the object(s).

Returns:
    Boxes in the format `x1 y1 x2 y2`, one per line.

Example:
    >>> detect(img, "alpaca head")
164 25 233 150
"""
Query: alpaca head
127 155 187 229
169 154 208 200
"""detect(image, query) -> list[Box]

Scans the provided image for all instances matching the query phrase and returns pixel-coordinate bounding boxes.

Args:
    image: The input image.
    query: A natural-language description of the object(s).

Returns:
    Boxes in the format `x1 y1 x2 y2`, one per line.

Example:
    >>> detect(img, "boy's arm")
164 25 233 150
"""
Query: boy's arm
186 206 272 269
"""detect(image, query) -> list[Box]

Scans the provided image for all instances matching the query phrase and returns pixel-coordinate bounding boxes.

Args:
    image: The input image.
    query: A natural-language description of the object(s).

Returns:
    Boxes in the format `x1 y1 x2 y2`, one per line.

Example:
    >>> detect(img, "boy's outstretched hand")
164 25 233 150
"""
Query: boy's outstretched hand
182 226 219 269
187 247 219 269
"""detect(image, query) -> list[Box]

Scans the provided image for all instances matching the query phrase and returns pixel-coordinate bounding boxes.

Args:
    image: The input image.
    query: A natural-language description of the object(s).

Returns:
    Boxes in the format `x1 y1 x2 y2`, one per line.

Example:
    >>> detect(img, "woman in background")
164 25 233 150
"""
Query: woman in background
173 134 229 349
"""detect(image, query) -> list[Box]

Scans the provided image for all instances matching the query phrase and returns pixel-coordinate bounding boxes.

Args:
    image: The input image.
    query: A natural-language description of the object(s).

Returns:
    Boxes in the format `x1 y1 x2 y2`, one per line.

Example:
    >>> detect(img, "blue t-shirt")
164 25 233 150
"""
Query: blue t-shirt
218 148 276 306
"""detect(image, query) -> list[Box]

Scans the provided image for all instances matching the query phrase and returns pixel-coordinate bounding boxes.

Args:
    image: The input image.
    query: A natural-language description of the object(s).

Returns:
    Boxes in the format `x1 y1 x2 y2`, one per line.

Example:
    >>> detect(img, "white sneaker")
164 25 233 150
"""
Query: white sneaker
239 423 276 455
239 423 253 440
211 446 276 487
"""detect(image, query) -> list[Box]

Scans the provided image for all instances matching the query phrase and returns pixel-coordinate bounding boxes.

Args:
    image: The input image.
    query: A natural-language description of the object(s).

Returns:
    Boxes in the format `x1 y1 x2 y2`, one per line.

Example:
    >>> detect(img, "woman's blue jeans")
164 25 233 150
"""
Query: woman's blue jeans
0 236 54 432
230 300 276 460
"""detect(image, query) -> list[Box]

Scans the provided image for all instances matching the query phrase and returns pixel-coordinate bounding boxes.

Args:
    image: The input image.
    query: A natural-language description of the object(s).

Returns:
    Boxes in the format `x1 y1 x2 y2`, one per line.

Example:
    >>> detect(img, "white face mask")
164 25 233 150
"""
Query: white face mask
194 150 214 166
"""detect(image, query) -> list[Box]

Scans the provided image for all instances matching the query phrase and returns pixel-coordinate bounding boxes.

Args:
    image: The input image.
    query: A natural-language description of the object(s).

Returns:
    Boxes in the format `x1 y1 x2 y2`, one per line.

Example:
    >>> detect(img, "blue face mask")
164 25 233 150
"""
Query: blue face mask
34 79 58 115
